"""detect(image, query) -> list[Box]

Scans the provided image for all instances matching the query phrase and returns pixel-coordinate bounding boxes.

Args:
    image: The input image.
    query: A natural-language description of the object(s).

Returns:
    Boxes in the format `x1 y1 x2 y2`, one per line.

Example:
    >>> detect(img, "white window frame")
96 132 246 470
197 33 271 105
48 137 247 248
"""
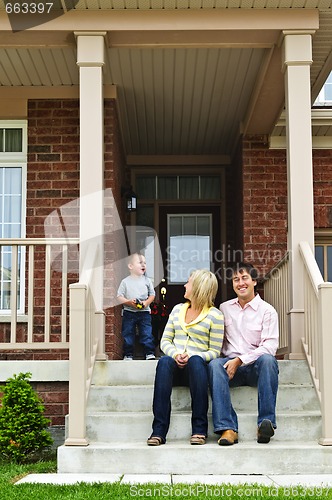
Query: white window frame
314 72 332 106
315 230 332 282
0 120 27 314
167 213 213 284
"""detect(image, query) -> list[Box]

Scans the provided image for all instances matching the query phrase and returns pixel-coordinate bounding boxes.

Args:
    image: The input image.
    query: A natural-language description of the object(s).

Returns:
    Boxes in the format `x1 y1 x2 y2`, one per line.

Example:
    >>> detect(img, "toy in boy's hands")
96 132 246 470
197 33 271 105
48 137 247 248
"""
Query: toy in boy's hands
135 299 144 309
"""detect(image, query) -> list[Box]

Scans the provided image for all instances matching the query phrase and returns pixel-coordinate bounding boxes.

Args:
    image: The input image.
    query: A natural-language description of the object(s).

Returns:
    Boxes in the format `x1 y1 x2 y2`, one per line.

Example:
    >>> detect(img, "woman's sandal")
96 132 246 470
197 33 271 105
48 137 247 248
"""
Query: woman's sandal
147 436 164 446
190 435 206 445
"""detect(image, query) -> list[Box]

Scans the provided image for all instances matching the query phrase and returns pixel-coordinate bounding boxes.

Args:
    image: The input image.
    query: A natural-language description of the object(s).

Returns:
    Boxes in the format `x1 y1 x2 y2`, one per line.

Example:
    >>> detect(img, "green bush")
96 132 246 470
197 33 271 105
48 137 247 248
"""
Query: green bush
0 372 53 463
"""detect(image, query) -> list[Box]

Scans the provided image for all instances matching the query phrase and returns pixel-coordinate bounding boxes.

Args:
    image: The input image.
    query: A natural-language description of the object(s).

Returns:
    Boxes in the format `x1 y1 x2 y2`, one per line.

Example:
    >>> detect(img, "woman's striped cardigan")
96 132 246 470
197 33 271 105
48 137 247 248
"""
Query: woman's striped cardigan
160 302 224 362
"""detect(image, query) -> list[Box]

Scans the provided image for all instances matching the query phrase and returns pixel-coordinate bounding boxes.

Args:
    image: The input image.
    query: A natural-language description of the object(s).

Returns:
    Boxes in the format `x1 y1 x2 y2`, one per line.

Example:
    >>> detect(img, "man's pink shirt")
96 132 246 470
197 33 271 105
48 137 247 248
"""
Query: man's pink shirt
219 294 279 366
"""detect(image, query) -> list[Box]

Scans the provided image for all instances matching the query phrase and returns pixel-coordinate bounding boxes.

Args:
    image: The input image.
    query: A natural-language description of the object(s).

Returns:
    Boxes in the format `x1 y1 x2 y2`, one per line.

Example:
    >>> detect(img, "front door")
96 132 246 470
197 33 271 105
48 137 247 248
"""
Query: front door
159 205 222 312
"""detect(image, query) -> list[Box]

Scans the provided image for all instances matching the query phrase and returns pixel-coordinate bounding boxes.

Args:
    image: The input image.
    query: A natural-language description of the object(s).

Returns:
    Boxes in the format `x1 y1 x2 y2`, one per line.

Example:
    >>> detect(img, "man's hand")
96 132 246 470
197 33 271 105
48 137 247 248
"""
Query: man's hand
175 353 189 368
224 357 242 380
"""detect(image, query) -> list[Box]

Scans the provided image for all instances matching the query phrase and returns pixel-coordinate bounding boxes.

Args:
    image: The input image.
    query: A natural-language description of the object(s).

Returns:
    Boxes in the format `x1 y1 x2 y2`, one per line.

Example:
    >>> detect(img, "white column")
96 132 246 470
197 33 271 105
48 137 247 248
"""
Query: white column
76 32 107 359
282 31 315 359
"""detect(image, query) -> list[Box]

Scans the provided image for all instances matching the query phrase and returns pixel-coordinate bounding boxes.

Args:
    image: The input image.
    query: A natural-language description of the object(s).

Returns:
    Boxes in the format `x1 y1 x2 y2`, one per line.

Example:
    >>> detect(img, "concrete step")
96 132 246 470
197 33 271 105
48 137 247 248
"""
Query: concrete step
87 383 320 413
57 441 332 475
59 359 326 476
91 359 313 386
83 411 321 443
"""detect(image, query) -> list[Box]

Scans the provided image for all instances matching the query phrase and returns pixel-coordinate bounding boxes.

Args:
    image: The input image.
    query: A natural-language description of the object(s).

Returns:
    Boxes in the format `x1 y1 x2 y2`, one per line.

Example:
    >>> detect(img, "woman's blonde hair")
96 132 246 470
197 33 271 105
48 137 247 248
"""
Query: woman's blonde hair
188 269 218 311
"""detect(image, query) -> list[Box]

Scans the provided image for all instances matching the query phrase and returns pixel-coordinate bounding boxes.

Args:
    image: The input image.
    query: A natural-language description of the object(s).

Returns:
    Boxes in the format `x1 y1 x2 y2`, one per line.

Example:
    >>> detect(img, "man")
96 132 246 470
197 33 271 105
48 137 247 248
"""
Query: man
208 262 279 446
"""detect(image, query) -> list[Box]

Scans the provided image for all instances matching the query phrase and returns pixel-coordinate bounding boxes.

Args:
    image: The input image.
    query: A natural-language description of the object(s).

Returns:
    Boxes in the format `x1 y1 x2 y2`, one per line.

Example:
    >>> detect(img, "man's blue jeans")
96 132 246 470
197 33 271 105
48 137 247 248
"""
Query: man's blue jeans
150 355 209 442
121 310 155 357
208 354 279 434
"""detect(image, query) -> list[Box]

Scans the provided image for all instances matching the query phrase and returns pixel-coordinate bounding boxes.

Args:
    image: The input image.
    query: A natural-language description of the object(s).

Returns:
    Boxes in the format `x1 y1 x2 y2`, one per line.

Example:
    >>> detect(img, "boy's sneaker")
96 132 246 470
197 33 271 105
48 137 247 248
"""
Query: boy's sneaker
123 355 133 361
146 353 156 360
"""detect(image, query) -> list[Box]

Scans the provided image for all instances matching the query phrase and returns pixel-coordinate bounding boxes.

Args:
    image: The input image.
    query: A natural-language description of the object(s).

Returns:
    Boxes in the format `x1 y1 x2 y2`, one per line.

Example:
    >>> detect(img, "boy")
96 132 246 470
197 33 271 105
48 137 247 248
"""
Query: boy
117 253 156 360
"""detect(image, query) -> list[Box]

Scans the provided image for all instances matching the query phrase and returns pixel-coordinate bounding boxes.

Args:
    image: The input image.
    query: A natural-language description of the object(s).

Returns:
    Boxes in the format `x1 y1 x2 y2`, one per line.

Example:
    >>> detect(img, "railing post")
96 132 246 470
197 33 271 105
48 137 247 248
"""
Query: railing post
95 310 107 361
282 32 315 359
65 283 89 446
318 282 332 445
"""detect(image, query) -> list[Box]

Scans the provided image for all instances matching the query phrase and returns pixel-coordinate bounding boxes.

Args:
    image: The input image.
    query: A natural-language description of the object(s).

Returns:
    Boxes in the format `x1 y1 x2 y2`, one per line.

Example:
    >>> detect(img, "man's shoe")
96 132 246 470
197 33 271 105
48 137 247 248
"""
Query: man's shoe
218 430 238 446
257 419 275 443
123 355 133 361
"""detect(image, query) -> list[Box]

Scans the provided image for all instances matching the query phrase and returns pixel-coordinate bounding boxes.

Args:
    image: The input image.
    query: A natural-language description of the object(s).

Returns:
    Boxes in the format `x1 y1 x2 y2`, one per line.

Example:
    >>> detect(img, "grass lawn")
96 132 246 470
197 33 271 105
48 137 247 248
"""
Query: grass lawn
1 459 332 499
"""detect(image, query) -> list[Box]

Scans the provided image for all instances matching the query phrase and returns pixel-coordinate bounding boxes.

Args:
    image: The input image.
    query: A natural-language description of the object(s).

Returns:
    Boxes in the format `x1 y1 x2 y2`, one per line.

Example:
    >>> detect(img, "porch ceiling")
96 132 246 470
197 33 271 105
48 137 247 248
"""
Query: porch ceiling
1 4 332 163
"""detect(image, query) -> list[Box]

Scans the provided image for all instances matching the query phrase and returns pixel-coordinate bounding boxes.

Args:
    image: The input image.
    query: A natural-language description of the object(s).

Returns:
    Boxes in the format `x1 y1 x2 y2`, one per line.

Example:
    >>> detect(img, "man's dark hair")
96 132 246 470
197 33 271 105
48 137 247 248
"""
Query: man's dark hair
229 262 259 281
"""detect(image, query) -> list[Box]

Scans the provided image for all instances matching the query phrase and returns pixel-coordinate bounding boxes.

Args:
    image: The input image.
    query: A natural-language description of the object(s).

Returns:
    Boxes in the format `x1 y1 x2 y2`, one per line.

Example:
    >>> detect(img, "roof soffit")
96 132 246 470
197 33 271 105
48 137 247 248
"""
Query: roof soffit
0 9 319 35
0 7 330 159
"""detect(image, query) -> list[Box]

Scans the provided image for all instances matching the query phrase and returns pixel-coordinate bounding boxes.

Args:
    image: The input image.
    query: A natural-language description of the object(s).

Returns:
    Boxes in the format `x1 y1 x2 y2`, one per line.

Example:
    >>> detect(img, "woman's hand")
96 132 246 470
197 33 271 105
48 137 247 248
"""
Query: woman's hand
175 353 189 368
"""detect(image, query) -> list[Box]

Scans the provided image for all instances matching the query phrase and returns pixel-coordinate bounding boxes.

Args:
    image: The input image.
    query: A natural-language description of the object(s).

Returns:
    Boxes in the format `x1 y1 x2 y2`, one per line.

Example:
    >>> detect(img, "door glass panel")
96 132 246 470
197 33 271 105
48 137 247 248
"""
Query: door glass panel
168 214 212 284
136 176 156 199
183 216 196 235
201 176 220 199
179 176 199 199
136 174 221 201
135 228 156 282
169 216 182 237
197 215 210 236
158 177 177 199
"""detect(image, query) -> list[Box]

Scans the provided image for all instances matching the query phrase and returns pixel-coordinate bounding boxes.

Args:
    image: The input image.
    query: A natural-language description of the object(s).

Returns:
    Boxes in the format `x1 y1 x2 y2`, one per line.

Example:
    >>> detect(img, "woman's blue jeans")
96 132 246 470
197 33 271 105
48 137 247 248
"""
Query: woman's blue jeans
208 354 279 434
150 355 209 442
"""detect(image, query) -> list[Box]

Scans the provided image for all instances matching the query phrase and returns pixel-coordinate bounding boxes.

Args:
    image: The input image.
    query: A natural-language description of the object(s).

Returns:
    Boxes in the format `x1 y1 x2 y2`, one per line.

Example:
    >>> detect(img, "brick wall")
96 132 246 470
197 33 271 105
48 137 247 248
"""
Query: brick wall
27 99 80 237
236 136 332 280
225 137 244 258
104 99 126 360
33 381 69 426
28 100 79 359
313 149 332 227
0 381 69 426
0 99 126 361
241 135 288 278
28 98 126 360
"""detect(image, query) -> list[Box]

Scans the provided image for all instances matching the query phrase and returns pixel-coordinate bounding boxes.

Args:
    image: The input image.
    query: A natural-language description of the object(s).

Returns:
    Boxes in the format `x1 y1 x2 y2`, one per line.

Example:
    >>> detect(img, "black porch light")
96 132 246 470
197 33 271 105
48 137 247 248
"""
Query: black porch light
121 186 137 212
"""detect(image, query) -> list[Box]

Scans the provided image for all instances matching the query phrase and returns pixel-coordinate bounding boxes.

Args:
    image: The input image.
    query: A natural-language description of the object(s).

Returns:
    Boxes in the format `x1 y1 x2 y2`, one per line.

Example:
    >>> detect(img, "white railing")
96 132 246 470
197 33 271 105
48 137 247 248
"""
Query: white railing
65 245 105 446
299 241 332 445
0 238 79 350
263 252 290 356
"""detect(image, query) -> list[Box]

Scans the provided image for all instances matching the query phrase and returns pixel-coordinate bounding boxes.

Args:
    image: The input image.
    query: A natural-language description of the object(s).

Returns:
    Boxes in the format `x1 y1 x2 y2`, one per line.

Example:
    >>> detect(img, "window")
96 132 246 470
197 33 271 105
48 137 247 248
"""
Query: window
314 72 332 106
0 121 27 313
315 231 332 282
167 214 212 284
136 174 221 201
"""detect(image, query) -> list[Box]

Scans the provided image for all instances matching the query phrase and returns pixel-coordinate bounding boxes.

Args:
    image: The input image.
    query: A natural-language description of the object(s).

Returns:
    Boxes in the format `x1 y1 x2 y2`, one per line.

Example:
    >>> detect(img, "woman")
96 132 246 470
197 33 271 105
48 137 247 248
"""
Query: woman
147 269 224 446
